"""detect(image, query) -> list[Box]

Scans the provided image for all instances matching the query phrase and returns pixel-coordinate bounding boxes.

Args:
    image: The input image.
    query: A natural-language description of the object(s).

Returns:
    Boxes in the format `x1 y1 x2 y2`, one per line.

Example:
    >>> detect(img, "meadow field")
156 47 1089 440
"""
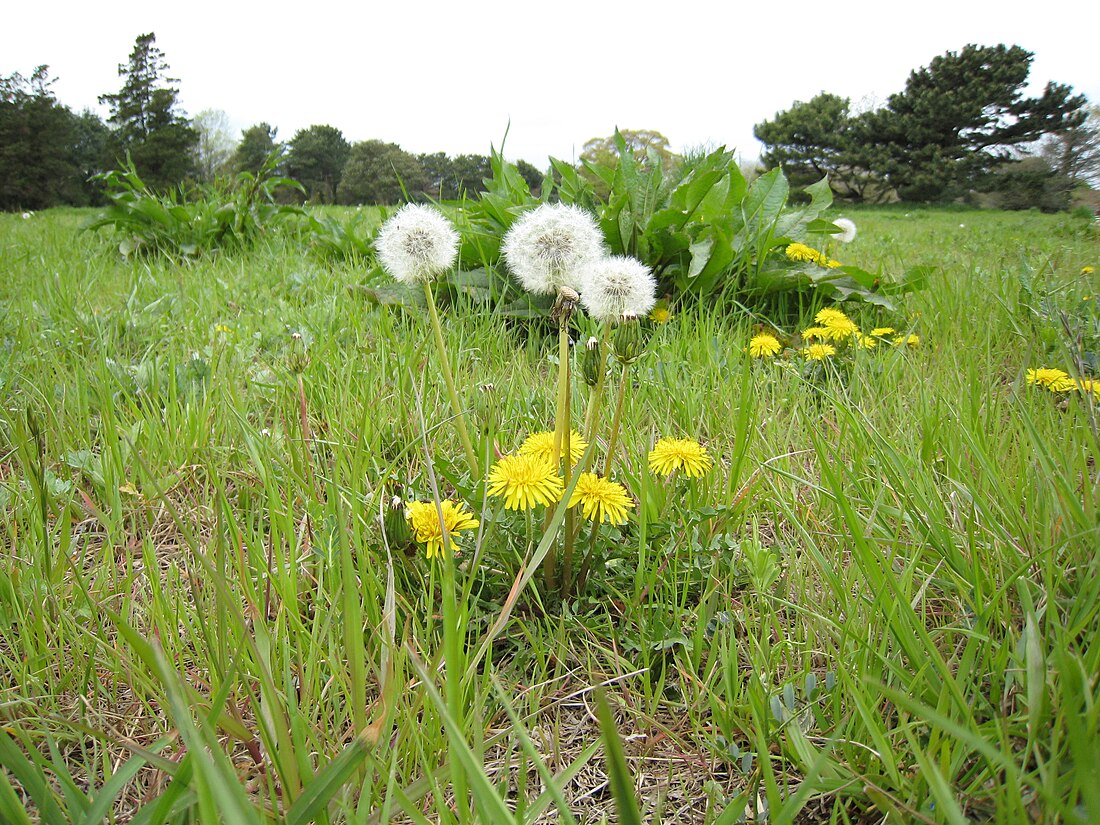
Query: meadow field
1 204 1098 823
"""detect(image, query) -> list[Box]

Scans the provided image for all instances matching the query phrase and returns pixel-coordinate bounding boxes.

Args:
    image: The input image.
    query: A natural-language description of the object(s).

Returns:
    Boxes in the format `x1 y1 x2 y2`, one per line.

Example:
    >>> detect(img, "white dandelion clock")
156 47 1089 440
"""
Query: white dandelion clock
502 203 604 295
375 204 459 285
579 255 656 323
832 217 857 243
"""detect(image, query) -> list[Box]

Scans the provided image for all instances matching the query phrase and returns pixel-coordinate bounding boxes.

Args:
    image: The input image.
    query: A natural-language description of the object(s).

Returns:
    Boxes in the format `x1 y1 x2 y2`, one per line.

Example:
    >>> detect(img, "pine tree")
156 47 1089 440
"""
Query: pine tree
99 32 198 190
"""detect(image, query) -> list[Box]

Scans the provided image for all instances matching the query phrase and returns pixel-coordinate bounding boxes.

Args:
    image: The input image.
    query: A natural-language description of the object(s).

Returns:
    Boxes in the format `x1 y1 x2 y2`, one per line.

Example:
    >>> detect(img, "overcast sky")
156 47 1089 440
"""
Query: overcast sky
4 0 1096 167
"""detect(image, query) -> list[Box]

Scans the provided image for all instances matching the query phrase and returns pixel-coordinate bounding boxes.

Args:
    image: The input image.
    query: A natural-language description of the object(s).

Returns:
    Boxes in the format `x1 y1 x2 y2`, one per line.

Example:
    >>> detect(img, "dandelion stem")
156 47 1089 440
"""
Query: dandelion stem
582 321 612 460
422 281 480 479
603 364 630 478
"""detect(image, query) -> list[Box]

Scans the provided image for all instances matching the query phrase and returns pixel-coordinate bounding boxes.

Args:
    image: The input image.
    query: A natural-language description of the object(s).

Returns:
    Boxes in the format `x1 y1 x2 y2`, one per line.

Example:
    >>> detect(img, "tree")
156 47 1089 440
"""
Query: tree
99 32 198 190
515 159 544 196
193 109 235 183
1039 104 1100 188
231 122 281 176
863 44 1086 200
0 66 88 209
337 140 427 205
285 124 349 203
581 129 674 169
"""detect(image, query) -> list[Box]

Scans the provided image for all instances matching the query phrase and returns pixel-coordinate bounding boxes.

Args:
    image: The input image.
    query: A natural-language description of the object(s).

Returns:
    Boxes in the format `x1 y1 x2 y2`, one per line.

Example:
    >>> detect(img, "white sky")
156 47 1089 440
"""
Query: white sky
4 0 1097 168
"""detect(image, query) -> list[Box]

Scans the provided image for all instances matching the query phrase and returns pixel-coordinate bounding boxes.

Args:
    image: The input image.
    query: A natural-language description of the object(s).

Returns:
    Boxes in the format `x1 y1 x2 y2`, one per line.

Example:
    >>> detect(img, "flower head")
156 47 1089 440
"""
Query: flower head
893 334 920 348
786 242 839 268
486 454 564 510
648 437 713 478
578 255 656 322
568 473 633 524
649 303 671 323
855 333 877 349
1082 266 1094 275
375 204 460 285
519 430 588 465
502 204 604 295
804 343 837 361
1076 378 1100 399
870 327 896 337
1027 368 1076 392
815 308 859 341
749 333 782 358
832 218 857 243
406 500 479 559
801 326 830 342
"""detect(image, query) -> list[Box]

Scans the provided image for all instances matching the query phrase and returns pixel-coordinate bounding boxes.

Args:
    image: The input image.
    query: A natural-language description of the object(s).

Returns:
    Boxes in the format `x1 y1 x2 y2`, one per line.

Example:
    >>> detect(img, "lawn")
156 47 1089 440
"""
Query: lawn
1 204 1098 823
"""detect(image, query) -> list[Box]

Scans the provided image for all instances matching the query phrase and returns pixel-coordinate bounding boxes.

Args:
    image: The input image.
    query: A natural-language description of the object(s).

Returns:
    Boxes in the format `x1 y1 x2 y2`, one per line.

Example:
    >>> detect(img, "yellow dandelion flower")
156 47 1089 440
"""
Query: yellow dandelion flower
804 343 837 361
748 333 782 358
801 326 830 342
814 308 848 325
1083 266 1095 275
215 324 233 334
486 454 564 511
1027 368 1076 393
826 259 842 268
892 334 920 348
519 430 588 465
568 473 633 524
855 333 877 349
649 305 671 323
785 242 831 267
1076 378 1100 398
648 437 713 478
870 327 896 337
406 500 479 559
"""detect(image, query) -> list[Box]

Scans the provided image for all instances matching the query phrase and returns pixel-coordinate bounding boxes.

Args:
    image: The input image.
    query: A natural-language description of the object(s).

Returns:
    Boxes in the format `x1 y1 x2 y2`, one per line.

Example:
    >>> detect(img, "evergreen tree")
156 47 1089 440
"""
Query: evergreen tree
285 124 349 203
337 140 426 205
99 32 198 190
0 66 86 209
231 122 282 176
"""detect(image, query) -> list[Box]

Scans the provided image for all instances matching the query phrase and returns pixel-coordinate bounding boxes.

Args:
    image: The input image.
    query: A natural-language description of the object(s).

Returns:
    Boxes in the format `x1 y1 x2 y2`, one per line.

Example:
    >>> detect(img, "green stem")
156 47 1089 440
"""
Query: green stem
422 281 480 479
575 519 601 596
603 364 630 478
582 322 613 465
438 526 469 819
545 323 571 593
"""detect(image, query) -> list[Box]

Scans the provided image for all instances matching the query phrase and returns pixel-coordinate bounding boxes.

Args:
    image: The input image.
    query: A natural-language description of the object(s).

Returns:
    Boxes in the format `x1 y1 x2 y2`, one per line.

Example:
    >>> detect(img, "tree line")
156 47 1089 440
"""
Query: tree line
0 32 545 211
753 44 1097 209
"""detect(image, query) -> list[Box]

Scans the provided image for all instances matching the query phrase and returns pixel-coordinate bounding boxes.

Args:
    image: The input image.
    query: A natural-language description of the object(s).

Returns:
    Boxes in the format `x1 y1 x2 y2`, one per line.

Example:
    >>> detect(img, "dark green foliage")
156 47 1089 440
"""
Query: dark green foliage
418 152 493 200
99 32 199 191
0 66 108 210
1040 104 1100 187
231 122 282 176
285 125 350 204
86 151 303 257
336 140 426 205
514 159 544 196
978 157 1074 212
755 44 1087 204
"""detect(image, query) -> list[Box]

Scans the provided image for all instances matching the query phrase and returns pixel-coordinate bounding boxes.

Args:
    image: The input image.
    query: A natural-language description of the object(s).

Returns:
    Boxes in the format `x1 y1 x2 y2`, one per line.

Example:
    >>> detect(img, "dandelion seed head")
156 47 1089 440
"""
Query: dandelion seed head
832 218 857 243
502 204 604 295
579 255 656 322
376 204 459 285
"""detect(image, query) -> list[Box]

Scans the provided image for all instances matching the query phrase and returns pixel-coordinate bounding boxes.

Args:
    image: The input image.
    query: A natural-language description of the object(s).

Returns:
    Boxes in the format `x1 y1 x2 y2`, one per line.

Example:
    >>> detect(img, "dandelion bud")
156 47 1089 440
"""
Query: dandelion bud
287 332 309 374
582 336 603 386
551 286 580 326
383 495 413 553
476 382 498 435
612 315 645 365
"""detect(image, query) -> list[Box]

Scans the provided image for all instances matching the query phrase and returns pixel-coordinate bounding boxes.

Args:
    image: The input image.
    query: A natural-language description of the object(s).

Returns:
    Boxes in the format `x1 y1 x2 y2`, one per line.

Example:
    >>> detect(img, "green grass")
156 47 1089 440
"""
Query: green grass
0 206 1098 823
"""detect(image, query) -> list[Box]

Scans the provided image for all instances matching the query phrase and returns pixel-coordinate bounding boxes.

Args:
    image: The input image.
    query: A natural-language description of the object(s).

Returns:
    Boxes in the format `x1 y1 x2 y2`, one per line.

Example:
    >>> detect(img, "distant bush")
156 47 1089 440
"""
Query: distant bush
86 151 304 257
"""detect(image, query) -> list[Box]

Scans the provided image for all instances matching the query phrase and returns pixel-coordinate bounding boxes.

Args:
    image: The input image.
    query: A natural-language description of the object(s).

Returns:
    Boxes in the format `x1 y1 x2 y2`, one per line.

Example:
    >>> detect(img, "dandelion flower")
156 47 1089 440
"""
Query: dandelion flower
579 255 656 322
486 454 564 511
1027 368 1076 392
814 308 848 326
832 217 857 243
826 258 843 268
870 327 896 337
785 242 828 266
855 333 877 349
568 473 633 524
406 500 479 559
649 304 671 323
648 437 712 478
893 334 920 348
801 326 830 342
502 204 604 295
375 204 460 285
1083 266 1095 275
748 333 782 358
519 430 588 465
815 308 859 341
804 343 836 361
1076 378 1100 399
